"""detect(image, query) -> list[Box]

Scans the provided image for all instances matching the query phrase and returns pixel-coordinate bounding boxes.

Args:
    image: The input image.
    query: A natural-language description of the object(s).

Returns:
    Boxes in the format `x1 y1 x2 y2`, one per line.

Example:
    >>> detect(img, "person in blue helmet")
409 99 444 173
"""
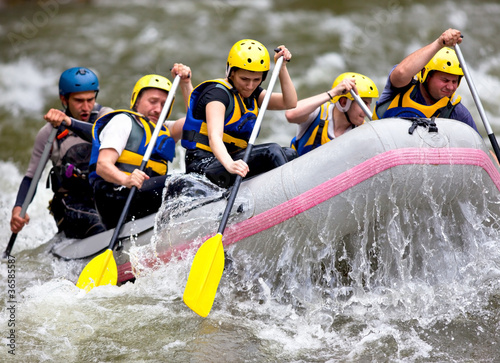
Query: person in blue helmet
10 67 111 239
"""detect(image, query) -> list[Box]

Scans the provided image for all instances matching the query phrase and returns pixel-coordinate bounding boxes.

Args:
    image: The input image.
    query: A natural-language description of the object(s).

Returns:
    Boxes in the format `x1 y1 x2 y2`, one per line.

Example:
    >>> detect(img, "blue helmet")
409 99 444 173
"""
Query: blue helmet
59 67 99 96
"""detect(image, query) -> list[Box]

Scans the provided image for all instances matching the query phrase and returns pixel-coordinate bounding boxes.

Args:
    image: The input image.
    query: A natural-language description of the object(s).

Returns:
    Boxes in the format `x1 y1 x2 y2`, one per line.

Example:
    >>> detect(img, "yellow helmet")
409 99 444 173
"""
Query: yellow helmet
330 72 379 103
226 39 270 79
130 74 173 110
418 47 463 83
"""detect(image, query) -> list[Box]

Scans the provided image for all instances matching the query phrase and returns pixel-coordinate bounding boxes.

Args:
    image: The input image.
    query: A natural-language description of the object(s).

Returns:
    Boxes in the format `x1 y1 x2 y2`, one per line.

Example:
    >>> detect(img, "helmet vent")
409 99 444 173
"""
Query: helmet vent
228 39 270 74
59 67 99 96
446 61 452 66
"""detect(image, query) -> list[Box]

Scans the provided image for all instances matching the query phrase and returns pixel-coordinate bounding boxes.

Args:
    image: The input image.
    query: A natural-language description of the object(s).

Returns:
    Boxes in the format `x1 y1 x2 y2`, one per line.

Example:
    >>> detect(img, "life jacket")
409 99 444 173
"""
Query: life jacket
373 83 461 120
290 102 339 156
181 79 260 153
48 104 102 194
88 109 175 186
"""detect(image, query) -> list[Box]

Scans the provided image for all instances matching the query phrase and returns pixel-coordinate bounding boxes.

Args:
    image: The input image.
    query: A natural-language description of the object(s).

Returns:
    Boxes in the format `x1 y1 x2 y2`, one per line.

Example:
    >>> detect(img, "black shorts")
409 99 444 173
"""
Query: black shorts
93 174 169 229
185 143 297 188
50 193 106 238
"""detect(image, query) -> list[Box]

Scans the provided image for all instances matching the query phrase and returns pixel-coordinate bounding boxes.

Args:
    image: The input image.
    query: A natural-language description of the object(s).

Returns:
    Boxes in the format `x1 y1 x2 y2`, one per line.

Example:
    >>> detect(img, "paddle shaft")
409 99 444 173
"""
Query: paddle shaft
182 55 286 317
217 56 284 234
349 89 373 120
105 75 181 252
454 44 500 161
4 126 58 258
76 75 181 291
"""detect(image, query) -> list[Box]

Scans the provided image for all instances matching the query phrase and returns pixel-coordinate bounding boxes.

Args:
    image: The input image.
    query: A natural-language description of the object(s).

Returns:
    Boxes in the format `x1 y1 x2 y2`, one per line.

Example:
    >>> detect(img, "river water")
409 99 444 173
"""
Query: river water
1 0 500 362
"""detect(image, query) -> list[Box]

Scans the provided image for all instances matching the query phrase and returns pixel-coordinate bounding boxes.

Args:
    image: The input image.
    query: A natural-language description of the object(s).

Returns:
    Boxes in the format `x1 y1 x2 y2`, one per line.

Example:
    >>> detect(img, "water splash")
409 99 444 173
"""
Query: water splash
208 163 500 355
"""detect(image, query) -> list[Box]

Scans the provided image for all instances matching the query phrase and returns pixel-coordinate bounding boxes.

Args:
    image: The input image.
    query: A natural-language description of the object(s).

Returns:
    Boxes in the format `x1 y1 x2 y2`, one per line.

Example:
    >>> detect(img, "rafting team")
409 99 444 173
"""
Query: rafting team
10 28 473 240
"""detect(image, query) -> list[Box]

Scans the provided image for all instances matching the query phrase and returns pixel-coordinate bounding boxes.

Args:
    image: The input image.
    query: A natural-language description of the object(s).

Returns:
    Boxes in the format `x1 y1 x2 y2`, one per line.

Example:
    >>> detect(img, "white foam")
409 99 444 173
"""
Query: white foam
0 160 56 253
0 58 59 117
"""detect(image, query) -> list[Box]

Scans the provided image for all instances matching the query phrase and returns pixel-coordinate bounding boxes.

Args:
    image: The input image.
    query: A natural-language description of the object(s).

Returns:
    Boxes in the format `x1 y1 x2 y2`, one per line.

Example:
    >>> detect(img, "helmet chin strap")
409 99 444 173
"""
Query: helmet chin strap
60 98 71 116
335 99 355 127
335 98 352 113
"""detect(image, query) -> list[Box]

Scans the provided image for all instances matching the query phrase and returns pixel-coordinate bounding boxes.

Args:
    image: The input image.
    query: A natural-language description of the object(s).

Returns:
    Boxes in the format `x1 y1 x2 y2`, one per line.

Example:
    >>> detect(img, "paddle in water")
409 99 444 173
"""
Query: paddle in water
76 75 181 292
183 55 285 317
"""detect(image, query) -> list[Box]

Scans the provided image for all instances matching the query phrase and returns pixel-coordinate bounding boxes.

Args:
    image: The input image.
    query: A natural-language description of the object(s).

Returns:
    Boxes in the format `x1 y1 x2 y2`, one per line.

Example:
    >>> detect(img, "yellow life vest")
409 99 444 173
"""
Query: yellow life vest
182 79 260 153
374 84 461 120
89 110 174 185
291 102 334 156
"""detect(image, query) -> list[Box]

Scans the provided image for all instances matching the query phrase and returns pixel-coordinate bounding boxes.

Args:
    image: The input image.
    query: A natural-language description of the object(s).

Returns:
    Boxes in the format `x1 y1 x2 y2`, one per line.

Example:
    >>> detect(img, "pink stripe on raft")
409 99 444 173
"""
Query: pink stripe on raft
117 147 500 282
221 148 500 246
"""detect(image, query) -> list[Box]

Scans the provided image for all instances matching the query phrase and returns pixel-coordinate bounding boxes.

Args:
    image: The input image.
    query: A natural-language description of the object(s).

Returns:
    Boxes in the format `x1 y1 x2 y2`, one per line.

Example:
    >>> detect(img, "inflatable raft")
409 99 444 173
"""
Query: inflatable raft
51 118 500 284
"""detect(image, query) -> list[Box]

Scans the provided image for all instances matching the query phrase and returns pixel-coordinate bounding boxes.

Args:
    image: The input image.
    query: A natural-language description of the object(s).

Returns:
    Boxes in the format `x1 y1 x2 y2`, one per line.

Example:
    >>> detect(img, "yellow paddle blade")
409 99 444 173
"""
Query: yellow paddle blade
183 233 225 317
76 249 118 293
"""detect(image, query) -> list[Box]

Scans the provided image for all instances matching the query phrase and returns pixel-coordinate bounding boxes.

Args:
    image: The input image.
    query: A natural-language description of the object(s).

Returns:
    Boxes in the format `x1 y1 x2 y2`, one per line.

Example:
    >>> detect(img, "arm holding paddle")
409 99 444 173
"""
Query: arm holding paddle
171 63 193 113
206 101 248 177
182 40 297 189
94 64 192 188
10 192 31 233
96 148 150 189
9 124 57 235
286 78 358 124
76 74 181 292
205 45 296 179
285 72 377 157
265 46 297 110
5 67 108 257
374 28 476 131
390 28 462 88
44 108 92 142
183 48 287 317
44 108 72 127
6 125 58 257
8 106 99 249
160 64 193 143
